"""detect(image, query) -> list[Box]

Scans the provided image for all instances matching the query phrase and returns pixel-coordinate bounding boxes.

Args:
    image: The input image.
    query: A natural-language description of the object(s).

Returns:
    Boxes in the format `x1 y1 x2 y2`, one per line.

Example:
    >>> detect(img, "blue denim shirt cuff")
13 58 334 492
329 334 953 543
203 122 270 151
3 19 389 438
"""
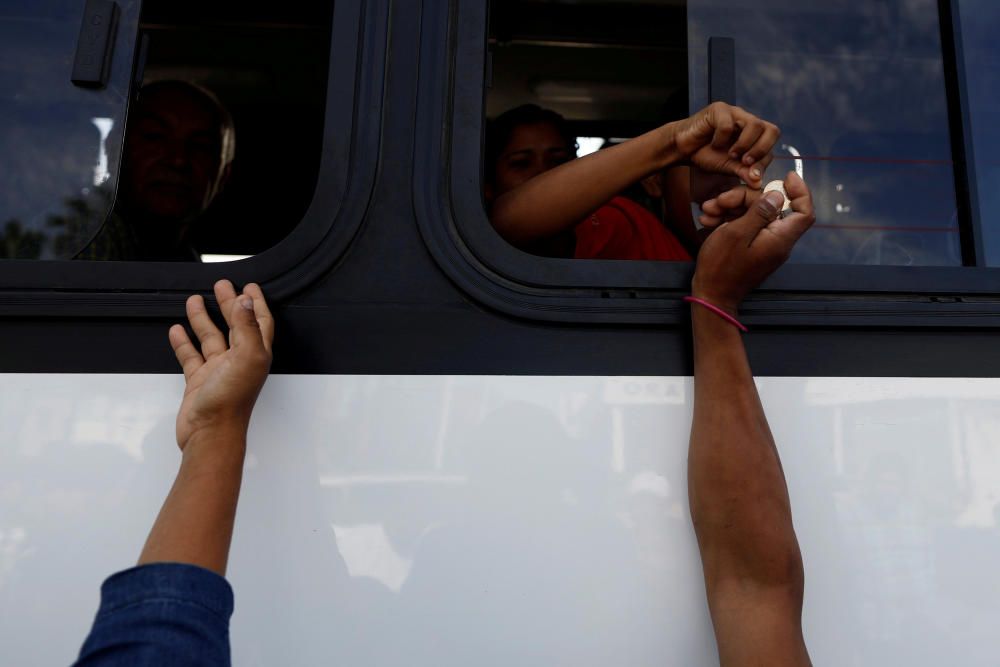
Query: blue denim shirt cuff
97 562 234 621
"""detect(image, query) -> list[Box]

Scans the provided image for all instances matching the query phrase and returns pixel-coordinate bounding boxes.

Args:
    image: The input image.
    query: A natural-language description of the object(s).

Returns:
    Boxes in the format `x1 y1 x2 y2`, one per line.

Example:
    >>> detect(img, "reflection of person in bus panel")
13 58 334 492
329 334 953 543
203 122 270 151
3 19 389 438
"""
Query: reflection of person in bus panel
485 102 778 262
78 81 235 261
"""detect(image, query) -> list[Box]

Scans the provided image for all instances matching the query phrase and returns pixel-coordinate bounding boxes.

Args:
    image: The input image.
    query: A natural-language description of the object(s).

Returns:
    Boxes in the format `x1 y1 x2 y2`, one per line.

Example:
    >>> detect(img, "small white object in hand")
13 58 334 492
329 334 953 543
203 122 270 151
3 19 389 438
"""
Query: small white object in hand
763 180 793 217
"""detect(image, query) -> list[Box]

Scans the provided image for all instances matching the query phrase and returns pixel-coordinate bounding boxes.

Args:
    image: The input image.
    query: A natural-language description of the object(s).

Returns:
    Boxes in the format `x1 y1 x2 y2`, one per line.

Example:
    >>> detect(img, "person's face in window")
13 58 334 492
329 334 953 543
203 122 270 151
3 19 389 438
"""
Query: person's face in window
119 88 228 227
492 122 574 198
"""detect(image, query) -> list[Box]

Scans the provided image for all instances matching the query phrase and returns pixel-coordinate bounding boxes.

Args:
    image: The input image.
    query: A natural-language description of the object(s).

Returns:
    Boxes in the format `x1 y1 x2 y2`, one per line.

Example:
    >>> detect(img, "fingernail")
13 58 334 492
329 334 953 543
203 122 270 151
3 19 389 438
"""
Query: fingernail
744 155 755 165
240 296 254 310
762 191 784 213
751 167 762 179
730 151 739 159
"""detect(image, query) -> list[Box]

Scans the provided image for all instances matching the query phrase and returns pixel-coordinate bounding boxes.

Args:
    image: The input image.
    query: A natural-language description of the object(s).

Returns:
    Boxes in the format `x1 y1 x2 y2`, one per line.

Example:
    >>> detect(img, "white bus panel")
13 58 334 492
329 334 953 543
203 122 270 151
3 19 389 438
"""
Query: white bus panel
1 374 997 665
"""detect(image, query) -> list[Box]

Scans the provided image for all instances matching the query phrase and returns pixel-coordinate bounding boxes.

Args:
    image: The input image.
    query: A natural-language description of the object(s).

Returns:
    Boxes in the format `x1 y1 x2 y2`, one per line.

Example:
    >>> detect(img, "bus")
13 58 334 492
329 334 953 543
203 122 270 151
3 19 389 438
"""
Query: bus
2 0 999 664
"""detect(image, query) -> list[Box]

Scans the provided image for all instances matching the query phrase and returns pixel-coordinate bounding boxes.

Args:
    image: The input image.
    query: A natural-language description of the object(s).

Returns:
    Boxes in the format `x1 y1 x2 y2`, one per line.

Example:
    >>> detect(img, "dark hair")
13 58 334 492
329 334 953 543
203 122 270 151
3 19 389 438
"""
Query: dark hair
484 104 577 185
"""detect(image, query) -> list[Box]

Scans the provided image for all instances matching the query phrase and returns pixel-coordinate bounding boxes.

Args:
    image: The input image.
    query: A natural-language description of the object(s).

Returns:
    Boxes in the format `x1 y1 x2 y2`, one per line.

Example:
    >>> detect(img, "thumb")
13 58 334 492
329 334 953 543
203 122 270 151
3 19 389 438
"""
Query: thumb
730 190 784 240
229 295 264 352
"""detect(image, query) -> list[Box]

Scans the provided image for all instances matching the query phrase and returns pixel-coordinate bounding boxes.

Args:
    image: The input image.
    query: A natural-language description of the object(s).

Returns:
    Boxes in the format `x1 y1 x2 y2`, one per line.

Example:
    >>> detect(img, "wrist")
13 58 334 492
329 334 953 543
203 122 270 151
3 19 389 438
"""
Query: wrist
180 424 248 471
690 283 741 318
689 301 747 349
652 122 684 170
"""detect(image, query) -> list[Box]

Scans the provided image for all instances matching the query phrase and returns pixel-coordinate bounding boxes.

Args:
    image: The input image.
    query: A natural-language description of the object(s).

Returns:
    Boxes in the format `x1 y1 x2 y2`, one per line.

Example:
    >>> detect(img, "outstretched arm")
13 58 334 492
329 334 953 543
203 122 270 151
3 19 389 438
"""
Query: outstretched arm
138 280 273 574
687 174 814 667
76 280 273 667
490 103 779 247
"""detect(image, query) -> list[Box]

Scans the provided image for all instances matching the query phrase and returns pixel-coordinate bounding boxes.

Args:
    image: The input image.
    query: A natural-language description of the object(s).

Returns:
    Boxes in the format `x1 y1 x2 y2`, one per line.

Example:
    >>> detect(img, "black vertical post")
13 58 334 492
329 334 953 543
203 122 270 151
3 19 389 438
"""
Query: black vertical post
708 37 735 104
938 0 984 266
690 37 739 205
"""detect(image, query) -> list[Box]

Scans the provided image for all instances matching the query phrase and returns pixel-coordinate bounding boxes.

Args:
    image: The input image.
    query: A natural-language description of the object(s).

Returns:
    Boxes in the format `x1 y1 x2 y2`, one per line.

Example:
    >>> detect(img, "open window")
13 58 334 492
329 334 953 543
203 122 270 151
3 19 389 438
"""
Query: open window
416 0 1000 325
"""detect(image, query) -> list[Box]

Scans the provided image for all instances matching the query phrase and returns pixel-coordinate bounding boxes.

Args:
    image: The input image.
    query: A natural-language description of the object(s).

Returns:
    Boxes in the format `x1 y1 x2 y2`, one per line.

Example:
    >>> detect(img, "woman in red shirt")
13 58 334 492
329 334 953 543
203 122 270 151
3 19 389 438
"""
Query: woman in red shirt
484 103 779 261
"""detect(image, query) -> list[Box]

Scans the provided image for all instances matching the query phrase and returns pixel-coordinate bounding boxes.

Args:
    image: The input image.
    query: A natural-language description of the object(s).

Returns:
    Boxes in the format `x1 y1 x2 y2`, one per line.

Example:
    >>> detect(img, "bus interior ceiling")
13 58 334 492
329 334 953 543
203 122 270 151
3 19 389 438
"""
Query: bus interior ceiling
136 0 334 256
488 0 689 139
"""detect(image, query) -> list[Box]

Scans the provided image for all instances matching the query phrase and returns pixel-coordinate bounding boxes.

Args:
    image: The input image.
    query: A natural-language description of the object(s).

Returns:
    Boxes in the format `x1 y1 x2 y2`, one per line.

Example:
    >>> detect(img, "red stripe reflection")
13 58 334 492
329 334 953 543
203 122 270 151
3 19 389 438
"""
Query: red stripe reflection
814 224 959 233
772 155 952 166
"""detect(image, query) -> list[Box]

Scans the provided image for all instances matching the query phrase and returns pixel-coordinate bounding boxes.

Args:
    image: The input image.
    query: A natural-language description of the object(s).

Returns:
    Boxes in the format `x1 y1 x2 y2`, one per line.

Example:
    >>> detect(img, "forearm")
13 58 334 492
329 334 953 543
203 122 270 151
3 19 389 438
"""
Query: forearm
139 427 247 576
688 308 803 593
661 166 702 252
490 123 684 245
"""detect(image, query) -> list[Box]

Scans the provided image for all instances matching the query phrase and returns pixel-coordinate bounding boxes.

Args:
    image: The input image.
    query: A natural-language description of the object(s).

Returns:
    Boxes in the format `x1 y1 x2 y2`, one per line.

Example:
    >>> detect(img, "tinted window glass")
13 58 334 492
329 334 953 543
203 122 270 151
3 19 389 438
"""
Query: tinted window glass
689 0 961 266
0 0 139 259
956 0 1000 266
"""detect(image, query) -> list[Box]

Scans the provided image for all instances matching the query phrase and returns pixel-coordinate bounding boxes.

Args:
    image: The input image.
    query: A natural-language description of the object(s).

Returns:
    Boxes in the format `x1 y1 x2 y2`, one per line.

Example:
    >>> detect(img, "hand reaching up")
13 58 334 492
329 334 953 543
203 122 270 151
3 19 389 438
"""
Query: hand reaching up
692 172 815 313
168 279 274 454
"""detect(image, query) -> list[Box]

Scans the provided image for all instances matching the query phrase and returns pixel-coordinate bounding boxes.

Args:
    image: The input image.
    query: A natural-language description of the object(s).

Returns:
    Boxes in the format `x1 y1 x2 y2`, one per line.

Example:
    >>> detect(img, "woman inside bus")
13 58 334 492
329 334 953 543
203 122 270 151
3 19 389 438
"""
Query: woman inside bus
484 102 779 261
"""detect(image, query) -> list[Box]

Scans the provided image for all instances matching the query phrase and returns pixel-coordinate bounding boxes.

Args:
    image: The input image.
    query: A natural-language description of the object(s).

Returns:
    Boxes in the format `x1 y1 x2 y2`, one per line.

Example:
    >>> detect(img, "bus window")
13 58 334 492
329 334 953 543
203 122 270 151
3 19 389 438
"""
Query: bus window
689 0 960 267
485 0 693 261
0 0 140 260
78 0 333 263
486 0 962 267
955 0 1000 266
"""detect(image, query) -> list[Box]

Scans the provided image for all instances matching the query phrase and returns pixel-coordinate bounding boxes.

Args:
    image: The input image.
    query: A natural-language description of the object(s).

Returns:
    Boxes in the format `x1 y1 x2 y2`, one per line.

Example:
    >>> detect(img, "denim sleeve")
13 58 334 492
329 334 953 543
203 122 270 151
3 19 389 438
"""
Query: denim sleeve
73 562 234 667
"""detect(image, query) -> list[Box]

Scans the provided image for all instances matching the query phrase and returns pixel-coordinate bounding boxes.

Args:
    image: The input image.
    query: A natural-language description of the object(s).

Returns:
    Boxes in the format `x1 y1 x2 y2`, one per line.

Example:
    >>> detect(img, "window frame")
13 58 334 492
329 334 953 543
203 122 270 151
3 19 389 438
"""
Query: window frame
0 0 388 318
412 0 1000 327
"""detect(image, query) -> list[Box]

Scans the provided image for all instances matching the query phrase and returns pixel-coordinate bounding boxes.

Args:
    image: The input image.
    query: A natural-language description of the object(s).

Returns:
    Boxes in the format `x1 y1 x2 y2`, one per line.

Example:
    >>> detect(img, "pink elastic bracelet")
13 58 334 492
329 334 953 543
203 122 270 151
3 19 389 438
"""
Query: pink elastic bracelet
683 296 748 332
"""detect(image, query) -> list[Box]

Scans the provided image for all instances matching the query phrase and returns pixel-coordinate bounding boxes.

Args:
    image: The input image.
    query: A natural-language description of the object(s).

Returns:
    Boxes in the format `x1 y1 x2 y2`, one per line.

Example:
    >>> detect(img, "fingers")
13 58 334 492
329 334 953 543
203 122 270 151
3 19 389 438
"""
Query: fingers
186 294 228 359
698 207 731 227
729 189 785 241
729 119 765 162
783 171 812 214
242 283 274 353
703 186 760 215
179 282 274 363
227 292 268 359
763 171 816 245
725 108 779 187
214 279 239 329
737 148 775 187
689 169 741 205
699 186 761 227
708 104 736 150
741 121 780 166
685 104 778 190
169 323 203 381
